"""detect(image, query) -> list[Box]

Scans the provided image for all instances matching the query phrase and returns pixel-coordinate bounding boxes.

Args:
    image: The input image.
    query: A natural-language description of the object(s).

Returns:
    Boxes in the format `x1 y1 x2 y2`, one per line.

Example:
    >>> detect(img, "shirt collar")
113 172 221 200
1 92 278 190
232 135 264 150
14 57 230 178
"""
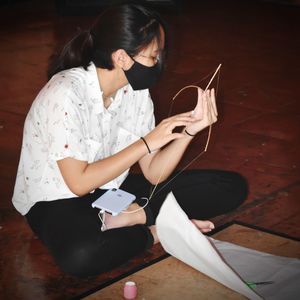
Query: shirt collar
86 62 104 115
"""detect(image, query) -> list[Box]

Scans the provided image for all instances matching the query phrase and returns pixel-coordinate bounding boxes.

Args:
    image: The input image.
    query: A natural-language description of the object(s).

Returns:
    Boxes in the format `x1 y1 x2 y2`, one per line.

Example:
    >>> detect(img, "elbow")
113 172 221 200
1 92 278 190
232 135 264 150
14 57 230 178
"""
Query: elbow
147 178 157 186
73 190 87 197
144 173 162 186
67 183 89 197
66 178 105 197
143 165 167 185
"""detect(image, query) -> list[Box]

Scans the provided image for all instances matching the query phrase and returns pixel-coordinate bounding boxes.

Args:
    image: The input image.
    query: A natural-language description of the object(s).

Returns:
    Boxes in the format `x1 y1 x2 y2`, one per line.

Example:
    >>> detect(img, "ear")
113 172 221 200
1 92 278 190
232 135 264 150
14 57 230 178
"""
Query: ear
111 49 133 70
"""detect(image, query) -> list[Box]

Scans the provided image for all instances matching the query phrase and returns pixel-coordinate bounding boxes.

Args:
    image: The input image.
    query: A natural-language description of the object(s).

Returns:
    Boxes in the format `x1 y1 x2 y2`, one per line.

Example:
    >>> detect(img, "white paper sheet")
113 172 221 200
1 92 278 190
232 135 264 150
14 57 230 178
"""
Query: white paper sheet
212 239 300 300
156 192 300 300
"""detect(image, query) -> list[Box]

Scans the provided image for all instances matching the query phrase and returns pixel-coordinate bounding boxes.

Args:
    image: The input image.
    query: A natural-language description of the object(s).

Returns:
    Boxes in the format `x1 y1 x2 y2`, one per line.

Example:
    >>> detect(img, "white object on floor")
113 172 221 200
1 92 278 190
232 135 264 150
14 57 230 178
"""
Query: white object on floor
212 238 300 300
156 192 300 299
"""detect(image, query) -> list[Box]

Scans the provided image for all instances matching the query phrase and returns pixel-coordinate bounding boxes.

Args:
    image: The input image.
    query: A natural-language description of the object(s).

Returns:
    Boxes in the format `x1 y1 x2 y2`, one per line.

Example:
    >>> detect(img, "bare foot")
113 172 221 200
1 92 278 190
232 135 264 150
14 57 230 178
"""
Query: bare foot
191 219 215 233
102 203 146 231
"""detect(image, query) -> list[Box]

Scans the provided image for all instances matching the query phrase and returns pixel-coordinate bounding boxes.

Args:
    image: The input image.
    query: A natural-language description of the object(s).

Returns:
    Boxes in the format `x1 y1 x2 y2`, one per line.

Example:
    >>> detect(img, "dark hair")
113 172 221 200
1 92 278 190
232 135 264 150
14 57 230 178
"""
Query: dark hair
48 4 166 79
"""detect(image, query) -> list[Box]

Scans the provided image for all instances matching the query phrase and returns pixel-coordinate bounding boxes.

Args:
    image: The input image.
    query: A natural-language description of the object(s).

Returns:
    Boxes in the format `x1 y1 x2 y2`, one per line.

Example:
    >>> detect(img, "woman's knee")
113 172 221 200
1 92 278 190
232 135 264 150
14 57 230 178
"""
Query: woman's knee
55 243 107 278
53 225 152 278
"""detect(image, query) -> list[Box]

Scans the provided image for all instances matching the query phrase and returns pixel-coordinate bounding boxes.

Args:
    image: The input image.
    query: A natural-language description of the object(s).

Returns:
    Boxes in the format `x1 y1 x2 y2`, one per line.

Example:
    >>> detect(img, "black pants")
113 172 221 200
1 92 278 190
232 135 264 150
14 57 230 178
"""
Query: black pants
26 170 248 278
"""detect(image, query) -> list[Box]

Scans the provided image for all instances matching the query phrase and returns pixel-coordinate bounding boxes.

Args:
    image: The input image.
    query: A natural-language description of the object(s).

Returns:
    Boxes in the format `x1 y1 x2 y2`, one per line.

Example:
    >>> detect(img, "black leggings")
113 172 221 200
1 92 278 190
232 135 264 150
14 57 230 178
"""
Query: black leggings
26 170 248 278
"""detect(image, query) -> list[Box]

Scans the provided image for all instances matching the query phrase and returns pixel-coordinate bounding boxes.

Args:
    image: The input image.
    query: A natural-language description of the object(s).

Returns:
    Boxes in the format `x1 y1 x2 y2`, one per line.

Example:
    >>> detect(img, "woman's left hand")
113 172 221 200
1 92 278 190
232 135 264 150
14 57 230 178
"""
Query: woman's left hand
184 88 218 136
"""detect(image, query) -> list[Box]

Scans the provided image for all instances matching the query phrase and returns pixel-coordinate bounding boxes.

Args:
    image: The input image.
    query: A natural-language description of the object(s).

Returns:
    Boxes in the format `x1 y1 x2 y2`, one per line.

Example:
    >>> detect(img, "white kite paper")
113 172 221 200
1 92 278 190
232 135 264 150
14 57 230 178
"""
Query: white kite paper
156 192 300 300
212 239 300 299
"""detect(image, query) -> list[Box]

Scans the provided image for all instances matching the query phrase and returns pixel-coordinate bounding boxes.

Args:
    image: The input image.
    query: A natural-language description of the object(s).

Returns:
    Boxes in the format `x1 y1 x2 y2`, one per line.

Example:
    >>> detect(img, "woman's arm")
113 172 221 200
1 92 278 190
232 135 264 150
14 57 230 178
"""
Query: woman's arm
57 112 194 196
57 139 148 196
138 133 193 184
139 89 217 184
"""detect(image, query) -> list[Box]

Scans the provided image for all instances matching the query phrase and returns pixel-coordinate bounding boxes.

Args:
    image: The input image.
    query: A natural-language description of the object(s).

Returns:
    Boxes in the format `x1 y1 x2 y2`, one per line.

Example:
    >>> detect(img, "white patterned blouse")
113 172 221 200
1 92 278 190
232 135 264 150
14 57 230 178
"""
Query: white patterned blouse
12 63 155 215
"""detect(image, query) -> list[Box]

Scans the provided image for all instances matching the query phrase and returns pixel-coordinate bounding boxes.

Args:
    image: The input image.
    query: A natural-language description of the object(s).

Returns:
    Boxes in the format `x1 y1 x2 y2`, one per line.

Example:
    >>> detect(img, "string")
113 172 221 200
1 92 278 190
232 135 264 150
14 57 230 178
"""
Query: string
167 67 220 118
148 64 222 201
118 64 221 218
122 197 149 214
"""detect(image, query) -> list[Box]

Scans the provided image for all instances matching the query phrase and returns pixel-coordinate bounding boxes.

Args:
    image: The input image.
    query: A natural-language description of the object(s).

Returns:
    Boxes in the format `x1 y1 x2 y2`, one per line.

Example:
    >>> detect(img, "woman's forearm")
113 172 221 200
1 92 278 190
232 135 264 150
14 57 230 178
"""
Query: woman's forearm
146 134 193 184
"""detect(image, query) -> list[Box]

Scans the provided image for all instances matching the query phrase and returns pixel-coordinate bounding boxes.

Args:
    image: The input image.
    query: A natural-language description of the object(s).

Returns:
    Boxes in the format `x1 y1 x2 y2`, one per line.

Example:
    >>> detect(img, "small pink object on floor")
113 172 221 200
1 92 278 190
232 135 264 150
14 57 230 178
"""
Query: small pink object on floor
124 281 137 299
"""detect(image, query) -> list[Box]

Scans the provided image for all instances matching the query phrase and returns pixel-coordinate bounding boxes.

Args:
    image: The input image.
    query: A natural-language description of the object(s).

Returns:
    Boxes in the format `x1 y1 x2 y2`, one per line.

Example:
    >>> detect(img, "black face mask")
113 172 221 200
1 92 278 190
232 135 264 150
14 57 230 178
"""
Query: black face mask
124 60 161 91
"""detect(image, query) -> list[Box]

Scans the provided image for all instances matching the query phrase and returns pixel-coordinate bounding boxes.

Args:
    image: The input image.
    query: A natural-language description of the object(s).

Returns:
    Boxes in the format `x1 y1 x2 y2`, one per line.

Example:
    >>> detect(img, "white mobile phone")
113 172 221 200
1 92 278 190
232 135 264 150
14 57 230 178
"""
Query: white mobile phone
91 188 136 216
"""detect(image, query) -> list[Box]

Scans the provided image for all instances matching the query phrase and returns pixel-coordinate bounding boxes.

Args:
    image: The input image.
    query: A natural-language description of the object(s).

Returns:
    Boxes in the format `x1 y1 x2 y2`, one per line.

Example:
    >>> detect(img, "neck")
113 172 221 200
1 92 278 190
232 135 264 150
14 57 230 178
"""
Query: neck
96 67 128 98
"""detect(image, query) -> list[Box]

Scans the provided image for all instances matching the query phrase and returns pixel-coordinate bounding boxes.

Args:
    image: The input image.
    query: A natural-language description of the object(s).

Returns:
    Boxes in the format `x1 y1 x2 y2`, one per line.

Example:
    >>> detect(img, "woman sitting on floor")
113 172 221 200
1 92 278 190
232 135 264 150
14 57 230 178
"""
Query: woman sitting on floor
12 3 247 278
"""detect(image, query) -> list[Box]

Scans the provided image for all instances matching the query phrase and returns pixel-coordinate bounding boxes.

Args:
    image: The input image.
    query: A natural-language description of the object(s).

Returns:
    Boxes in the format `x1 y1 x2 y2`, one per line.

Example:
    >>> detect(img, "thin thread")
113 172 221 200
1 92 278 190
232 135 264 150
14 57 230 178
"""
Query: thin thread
151 150 207 198
116 64 221 217
148 64 221 201
122 197 149 214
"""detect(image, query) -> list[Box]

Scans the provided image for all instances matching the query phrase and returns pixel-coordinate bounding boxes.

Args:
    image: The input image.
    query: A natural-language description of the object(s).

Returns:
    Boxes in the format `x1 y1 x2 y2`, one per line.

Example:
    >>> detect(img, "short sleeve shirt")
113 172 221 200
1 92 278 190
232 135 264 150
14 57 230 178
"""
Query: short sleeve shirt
12 63 155 215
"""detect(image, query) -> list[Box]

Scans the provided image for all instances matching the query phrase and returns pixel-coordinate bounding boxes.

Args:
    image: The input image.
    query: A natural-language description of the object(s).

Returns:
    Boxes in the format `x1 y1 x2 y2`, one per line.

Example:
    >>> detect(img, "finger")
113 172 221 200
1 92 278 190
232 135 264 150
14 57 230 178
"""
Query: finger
206 99 215 124
171 111 195 118
160 117 193 128
169 132 187 140
193 91 205 120
204 90 216 124
210 88 218 116
167 120 193 131
167 113 198 123
163 111 194 123
196 89 205 119
172 115 195 122
202 93 209 122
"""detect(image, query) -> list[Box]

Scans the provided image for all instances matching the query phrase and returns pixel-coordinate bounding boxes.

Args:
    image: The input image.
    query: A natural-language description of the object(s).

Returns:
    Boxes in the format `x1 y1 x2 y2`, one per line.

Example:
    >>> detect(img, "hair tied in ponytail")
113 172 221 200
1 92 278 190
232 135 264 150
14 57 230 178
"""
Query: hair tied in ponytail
48 28 94 79
48 4 166 77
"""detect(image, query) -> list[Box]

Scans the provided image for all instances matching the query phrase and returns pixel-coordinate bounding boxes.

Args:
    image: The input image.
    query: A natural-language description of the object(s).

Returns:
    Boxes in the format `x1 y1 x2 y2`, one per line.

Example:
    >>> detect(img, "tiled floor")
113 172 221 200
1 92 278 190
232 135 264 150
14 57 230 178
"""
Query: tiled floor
0 0 299 299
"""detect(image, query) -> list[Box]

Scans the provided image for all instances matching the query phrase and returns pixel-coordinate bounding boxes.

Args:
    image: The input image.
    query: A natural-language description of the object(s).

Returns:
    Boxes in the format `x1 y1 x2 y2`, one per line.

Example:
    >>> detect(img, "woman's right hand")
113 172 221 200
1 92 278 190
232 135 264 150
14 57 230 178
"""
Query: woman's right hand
144 111 194 152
